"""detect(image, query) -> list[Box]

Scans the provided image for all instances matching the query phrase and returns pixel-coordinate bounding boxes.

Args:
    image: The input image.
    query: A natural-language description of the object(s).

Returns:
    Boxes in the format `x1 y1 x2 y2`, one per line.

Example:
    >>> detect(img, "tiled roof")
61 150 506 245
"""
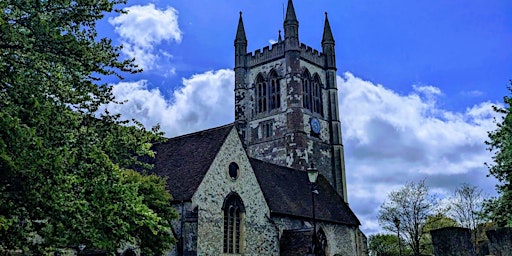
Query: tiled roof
250 158 360 226
148 124 360 226
149 124 233 201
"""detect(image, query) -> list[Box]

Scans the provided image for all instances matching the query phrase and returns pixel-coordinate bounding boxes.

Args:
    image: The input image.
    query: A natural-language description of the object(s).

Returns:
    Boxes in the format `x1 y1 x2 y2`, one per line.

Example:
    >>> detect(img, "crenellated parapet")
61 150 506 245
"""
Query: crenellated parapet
299 43 325 67
247 43 285 67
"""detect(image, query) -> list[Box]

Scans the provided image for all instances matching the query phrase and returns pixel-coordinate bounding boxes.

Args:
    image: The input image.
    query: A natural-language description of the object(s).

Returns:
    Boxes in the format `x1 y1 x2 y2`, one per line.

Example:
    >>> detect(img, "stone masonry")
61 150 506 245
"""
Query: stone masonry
192 128 279 255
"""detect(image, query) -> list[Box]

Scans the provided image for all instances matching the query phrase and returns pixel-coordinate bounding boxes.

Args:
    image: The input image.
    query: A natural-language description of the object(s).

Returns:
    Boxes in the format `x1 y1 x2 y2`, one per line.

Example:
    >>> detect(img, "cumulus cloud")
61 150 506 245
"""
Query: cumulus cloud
109 4 182 70
104 69 234 136
105 70 498 236
338 72 499 235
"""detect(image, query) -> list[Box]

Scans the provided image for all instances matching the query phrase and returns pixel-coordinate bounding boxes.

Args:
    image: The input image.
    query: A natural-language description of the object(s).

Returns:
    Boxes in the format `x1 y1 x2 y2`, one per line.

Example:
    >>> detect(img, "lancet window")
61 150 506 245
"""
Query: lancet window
223 193 245 254
312 74 323 114
256 74 267 113
302 70 323 115
269 70 281 110
255 71 280 114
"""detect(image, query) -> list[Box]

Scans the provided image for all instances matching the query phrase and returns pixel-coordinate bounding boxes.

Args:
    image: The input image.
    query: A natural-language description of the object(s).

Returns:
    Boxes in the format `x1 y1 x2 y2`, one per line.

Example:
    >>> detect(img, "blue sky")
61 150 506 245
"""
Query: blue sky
97 0 512 235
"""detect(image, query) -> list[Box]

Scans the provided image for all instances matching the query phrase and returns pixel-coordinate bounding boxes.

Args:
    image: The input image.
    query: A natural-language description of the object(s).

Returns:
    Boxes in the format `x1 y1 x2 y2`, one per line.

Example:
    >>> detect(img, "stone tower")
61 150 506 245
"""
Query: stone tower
234 0 348 202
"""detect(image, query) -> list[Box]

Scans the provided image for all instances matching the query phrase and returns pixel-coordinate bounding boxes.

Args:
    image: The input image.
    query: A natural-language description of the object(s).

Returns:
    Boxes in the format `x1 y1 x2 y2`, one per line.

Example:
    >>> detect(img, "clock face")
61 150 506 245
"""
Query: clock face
310 118 321 134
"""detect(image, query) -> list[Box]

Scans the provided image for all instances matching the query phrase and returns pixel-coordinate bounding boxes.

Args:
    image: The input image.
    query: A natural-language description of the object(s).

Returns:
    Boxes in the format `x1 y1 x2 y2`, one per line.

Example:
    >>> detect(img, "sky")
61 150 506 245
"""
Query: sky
97 0 512 235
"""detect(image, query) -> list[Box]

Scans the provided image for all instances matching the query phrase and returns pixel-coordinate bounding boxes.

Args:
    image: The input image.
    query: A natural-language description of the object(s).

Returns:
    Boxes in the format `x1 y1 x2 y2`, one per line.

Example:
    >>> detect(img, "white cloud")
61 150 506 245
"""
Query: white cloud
104 69 234 136
109 4 182 70
461 90 484 97
104 70 499 236
338 72 499 235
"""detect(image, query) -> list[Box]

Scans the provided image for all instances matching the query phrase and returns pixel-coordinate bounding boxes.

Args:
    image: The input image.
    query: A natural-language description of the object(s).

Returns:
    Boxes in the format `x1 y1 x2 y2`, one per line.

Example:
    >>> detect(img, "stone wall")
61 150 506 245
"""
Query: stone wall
191 128 279 255
272 216 365 256
486 227 512 256
430 227 474 256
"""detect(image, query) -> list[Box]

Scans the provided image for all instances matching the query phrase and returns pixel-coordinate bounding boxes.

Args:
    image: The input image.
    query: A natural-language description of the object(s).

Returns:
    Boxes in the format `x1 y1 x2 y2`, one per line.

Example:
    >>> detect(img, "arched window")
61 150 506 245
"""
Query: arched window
255 74 267 113
303 70 323 116
312 74 323 115
302 70 312 110
315 228 328 256
269 70 280 110
223 192 245 254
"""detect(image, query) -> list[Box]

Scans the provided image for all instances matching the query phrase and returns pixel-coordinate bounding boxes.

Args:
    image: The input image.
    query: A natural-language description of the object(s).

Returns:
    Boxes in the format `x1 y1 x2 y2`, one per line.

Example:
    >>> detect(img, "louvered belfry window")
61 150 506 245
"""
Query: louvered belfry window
303 70 323 116
223 193 245 254
269 70 280 110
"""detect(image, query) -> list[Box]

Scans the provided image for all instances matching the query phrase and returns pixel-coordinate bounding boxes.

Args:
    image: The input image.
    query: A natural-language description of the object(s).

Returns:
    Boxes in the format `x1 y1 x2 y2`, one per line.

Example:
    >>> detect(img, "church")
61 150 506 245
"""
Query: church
149 0 368 255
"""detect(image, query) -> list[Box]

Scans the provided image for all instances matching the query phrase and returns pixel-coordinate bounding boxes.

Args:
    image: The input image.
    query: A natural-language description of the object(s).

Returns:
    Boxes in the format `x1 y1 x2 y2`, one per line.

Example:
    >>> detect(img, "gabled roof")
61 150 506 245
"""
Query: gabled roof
149 124 233 201
148 124 360 226
250 158 360 226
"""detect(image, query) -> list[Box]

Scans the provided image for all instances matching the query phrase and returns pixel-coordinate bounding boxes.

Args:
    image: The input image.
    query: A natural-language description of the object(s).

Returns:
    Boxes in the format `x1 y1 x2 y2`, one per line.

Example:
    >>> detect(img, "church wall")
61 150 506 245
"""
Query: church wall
191 128 279 256
299 59 337 191
245 58 291 168
167 202 198 256
245 59 335 176
272 216 364 256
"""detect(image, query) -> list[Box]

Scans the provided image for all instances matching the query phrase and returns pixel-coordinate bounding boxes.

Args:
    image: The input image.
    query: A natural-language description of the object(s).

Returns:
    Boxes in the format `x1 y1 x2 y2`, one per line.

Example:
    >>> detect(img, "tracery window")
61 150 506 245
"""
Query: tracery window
223 193 245 254
255 71 280 114
255 74 267 113
302 70 311 110
312 74 323 115
269 70 280 110
302 70 323 116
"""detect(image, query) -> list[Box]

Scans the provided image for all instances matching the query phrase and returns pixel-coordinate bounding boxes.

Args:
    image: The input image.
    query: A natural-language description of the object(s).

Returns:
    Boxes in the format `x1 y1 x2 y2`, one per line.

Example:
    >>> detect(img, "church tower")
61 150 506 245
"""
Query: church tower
234 0 348 202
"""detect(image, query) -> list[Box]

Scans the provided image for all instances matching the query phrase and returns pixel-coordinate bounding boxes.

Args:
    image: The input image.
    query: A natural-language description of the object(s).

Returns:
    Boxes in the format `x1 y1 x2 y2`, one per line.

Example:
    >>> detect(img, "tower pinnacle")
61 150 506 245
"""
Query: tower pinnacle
284 0 298 24
283 0 299 50
235 11 247 44
322 12 334 45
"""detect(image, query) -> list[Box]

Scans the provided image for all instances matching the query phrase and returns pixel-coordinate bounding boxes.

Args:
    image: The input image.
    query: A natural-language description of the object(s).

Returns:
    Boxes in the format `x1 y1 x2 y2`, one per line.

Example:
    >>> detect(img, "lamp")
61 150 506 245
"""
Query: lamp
393 216 402 256
307 163 319 255
307 163 319 184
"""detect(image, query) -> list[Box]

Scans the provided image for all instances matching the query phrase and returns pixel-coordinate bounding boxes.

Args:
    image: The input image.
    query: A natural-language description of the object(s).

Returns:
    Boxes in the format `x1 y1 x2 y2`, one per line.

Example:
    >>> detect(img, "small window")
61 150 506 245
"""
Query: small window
259 120 273 139
228 162 239 180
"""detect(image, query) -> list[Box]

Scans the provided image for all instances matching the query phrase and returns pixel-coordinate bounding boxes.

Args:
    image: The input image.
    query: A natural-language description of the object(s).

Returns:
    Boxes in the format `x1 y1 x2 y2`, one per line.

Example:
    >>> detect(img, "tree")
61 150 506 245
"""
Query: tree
0 0 176 254
378 180 439 256
450 183 486 248
485 82 512 227
451 183 485 230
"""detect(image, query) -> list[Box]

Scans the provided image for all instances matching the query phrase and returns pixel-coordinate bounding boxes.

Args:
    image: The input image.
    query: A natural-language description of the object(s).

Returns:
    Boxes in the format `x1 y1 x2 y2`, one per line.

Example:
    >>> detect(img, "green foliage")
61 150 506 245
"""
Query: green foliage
368 234 400 256
0 0 176 254
368 234 413 256
485 82 512 227
420 214 458 255
120 170 178 255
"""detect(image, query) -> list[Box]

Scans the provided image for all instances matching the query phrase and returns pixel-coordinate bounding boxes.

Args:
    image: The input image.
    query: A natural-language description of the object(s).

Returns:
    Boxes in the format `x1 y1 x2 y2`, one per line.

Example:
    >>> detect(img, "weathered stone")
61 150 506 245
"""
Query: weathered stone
486 227 512 256
431 227 475 256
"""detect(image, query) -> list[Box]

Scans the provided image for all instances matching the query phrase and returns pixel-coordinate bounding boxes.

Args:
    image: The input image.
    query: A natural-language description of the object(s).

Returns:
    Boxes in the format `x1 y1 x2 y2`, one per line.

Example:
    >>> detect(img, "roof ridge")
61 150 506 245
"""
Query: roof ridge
165 123 234 141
